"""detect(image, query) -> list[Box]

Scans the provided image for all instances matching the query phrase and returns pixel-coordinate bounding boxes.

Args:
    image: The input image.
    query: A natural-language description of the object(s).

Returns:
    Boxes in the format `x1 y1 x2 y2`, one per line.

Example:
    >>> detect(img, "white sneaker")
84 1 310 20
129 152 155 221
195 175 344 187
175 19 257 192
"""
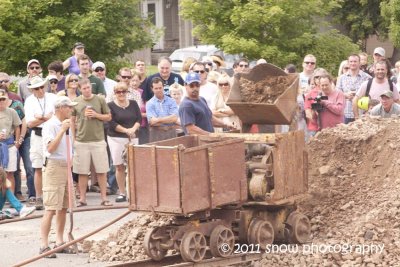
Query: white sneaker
19 205 36 218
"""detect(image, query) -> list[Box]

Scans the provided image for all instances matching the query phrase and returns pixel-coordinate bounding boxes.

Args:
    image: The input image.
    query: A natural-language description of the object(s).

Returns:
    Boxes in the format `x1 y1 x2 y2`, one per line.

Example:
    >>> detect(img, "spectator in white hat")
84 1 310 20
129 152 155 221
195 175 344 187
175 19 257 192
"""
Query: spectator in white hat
18 59 50 102
367 47 386 76
24 76 57 210
92 61 117 102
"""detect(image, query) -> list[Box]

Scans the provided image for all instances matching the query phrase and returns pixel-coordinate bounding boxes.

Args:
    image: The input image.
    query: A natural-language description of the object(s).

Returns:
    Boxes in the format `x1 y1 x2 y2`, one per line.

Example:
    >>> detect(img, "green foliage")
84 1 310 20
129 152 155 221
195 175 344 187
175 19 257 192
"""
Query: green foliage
331 0 389 43
0 0 156 75
180 0 358 75
382 0 400 47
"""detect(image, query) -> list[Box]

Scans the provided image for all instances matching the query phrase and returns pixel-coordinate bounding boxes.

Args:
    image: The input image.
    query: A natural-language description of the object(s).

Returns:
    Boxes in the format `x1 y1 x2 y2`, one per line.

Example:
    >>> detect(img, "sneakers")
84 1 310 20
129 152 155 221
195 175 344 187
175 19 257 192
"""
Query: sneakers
15 193 26 202
39 246 57 258
28 196 36 206
35 197 44 210
115 194 127 202
19 205 36 218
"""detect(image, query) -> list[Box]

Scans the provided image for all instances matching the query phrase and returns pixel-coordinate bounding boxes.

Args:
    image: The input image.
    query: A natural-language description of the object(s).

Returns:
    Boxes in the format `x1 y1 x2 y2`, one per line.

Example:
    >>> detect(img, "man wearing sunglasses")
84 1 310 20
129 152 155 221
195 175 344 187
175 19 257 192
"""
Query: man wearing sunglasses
142 57 184 101
233 58 250 74
189 62 218 108
92 61 117 102
179 73 234 135
48 61 66 92
18 59 50 102
0 73 22 102
25 76 57 210
77 54 106 96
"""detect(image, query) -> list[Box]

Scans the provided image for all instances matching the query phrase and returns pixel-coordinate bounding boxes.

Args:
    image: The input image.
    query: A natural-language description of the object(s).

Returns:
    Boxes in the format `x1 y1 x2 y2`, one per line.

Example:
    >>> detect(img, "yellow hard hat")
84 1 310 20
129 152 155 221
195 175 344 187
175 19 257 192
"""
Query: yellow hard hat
357 96 369 111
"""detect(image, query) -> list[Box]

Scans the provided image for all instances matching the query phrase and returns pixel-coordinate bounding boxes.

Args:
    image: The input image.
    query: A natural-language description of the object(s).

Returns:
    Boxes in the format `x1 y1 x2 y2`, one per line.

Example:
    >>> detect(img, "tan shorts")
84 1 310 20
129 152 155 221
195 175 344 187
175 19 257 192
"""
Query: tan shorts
43 160 72 210
73 140 109 174
5 146 18 172
107 136 138 166
30 134 44 169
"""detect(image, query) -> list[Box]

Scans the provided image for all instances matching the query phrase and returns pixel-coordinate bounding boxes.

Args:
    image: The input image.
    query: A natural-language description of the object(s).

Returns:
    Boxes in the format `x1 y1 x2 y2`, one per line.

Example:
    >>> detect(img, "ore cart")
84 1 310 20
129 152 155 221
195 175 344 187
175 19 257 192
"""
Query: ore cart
127 63 311 262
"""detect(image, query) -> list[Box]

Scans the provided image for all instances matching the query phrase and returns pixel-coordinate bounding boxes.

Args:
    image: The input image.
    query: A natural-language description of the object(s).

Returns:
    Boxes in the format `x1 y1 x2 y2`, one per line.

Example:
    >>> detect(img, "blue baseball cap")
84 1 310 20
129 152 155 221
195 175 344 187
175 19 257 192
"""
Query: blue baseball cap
185 72 201 84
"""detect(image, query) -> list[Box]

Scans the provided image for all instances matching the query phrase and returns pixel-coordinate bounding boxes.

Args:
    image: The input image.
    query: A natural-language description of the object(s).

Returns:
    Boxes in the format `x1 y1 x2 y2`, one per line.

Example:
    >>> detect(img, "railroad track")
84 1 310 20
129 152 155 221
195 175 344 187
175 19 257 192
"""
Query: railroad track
108 253 262 267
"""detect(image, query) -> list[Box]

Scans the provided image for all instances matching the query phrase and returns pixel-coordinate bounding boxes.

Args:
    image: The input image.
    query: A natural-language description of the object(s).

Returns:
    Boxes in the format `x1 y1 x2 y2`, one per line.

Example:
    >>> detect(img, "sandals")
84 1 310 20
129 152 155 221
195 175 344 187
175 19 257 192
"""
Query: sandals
39 246 57 258
54 243 77 254
100 200 113 206
77 201 87 207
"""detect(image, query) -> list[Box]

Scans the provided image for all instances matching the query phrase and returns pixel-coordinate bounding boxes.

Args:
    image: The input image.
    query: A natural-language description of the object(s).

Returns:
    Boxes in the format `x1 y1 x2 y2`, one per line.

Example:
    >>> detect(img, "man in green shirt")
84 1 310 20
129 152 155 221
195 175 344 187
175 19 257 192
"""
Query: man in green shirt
71 78 112 206
78 54 106 96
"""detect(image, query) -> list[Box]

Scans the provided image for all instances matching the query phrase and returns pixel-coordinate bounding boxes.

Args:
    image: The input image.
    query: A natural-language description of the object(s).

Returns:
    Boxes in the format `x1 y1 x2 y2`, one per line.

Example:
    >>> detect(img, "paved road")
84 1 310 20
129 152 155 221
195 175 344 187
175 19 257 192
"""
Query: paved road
1 192 139 267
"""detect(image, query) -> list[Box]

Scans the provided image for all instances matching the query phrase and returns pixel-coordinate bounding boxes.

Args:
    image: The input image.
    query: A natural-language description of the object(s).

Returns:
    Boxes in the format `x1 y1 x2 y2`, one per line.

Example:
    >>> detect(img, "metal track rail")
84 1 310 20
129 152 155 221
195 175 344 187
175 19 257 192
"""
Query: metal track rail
108 253 262 267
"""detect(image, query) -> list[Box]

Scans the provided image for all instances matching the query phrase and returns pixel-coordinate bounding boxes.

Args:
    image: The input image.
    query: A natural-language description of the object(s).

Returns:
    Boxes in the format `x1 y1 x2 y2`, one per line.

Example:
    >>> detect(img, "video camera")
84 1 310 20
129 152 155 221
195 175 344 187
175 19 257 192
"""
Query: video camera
308 94 328 112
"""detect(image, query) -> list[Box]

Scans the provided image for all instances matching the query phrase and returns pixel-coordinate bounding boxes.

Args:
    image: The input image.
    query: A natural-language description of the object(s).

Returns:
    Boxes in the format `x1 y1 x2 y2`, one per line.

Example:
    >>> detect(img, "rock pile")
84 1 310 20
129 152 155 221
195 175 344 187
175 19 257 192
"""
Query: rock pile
87 214 172 263
258 116 400 266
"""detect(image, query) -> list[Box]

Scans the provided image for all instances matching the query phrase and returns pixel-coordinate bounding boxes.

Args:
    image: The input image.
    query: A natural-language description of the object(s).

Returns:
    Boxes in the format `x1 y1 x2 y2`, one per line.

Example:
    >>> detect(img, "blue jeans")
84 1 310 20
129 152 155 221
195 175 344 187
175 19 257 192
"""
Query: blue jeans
14 134 35 198
0 188 23 212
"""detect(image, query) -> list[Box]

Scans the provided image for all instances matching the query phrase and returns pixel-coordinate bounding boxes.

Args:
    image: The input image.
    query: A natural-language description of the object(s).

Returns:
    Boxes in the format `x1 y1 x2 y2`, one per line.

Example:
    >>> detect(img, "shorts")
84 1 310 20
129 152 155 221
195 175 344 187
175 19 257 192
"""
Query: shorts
107 136 138 166
5 146 17 172
43 160 71 210
73 140 109 174
30 134 44 169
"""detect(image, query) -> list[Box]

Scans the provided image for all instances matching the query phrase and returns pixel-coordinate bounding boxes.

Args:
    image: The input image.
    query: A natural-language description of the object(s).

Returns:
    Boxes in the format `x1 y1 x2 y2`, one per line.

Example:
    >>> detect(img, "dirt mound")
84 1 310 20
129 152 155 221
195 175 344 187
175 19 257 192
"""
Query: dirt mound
258 117 400 266
239 76 292 103
87 214 172 263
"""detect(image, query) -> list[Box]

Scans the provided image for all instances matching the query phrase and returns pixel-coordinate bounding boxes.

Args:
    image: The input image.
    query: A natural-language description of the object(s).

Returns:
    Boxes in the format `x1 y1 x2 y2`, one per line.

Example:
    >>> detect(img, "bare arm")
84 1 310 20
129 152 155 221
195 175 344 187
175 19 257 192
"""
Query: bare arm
62 58 70 70
14 126 21 149
186 124 211 135
352 95 360 119
70 116 76 142
149 115 178 126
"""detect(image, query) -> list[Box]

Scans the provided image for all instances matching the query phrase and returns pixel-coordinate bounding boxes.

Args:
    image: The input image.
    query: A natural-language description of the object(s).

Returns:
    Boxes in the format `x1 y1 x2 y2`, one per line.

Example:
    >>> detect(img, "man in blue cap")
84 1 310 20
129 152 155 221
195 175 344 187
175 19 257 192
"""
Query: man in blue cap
179 72 232 135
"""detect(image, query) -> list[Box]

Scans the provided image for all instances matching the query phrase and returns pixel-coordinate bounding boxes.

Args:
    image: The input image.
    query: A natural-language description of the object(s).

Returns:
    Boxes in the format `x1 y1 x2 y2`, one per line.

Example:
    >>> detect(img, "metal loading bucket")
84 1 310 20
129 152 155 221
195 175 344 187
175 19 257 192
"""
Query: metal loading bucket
227 63 299 125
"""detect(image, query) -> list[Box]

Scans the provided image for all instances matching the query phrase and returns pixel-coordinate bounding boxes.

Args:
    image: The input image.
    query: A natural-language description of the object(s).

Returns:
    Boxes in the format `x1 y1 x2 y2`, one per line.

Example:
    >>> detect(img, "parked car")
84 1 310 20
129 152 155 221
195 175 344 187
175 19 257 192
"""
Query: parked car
169 45 240 74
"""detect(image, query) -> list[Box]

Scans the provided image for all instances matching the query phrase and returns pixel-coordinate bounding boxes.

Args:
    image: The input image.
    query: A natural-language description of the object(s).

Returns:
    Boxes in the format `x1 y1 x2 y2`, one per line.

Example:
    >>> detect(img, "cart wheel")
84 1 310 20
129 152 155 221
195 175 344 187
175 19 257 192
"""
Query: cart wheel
144 228 167 261
180 231 207 262
285 211 311 244
210 225 235 257
247 218 274 248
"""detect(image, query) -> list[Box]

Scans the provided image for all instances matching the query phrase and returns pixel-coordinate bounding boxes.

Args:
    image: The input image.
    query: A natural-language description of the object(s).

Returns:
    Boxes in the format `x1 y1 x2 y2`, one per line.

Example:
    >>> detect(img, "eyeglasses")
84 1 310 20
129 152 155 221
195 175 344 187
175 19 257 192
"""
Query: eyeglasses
115 90 128 95
239 64 249 68
29 66 41 70
121 76 132 80
69 79 79 83
0 80 9 84
218 83 230 87
189 82 200 88
49 80 58 84
94 68 104 72
194 70 206 74
33 86 45 90
304 62 316 65
0 98 6 102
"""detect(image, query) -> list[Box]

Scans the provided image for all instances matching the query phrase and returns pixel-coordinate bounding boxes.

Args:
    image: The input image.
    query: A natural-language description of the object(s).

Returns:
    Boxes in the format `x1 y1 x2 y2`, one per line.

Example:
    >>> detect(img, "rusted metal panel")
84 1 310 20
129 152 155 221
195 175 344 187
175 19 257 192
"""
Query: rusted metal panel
128 136 246 215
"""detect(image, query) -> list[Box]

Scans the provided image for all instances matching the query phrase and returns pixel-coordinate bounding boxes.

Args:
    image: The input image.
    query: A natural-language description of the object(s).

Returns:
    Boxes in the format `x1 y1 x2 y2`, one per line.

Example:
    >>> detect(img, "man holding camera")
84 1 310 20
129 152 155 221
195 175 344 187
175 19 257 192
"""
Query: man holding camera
304 74 345 135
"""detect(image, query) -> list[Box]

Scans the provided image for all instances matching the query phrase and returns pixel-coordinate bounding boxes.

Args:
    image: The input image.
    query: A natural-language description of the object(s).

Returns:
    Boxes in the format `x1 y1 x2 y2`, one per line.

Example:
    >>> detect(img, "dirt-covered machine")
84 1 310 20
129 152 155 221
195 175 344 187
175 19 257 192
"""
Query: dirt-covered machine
126 64 310 262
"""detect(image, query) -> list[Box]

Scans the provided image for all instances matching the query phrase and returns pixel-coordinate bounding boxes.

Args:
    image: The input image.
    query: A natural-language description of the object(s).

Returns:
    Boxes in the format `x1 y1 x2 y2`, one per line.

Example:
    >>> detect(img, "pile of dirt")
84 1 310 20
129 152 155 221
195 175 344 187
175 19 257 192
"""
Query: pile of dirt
239 76 293 103
86 214 172 263
258 116 400 266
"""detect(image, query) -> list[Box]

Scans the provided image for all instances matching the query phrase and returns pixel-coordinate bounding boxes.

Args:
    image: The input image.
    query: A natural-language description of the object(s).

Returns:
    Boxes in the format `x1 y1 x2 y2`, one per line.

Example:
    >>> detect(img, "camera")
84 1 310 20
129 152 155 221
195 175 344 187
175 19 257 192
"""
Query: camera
308 94 328 112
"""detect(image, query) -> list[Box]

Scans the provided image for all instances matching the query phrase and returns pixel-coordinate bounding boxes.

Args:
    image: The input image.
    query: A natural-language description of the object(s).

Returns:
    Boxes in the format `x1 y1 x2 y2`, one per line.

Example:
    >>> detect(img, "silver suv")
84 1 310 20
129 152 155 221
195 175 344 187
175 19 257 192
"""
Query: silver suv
169 45 240 73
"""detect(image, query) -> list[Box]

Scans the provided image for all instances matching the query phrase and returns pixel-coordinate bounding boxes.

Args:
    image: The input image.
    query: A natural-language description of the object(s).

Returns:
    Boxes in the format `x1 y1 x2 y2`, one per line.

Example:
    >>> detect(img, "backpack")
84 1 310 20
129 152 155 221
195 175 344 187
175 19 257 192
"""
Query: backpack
365 78 393 97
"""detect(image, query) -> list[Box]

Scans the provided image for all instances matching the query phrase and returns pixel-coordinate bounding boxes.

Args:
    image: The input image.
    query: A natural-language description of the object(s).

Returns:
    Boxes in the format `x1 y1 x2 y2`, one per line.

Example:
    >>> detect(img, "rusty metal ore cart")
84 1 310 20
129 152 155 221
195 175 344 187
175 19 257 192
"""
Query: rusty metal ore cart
127 133 310 263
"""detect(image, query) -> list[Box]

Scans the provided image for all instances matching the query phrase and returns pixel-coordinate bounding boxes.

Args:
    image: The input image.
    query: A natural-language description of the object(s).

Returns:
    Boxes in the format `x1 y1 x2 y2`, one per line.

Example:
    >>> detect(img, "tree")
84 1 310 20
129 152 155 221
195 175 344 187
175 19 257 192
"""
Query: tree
0 0 155 75
330 0 389 44
180 0 359 75
382 0 400 47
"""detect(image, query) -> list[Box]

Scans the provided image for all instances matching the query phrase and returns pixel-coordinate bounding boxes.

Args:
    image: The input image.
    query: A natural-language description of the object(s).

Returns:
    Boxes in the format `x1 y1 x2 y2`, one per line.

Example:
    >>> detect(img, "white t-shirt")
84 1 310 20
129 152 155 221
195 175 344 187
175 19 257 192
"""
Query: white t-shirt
356 79 399 101
42 115 72 160
199 82 218 107
25 93 57 128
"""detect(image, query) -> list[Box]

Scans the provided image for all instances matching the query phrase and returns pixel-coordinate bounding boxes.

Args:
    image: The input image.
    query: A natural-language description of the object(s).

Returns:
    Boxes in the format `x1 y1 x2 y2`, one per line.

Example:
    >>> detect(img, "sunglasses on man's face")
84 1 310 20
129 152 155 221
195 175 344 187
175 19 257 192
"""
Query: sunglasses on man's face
29 66 41 70
121 76 132 79
304 61 316 65
0 98 6 102
0 80 9 84
49 80 58 84
94 68 104 72
194 70 206 74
